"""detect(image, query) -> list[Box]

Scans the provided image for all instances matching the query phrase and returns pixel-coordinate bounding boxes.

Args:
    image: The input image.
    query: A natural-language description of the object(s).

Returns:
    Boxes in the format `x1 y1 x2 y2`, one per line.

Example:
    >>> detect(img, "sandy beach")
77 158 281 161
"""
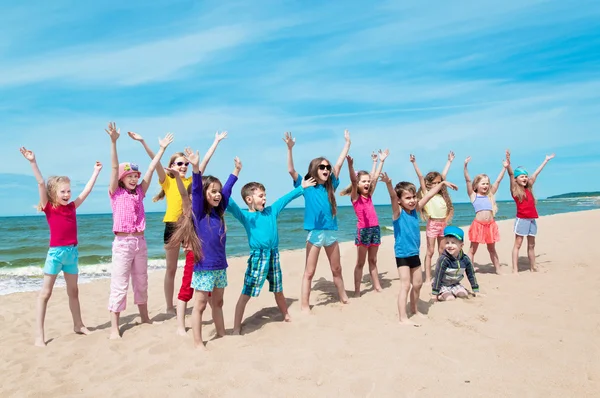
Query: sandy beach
1 210 599 397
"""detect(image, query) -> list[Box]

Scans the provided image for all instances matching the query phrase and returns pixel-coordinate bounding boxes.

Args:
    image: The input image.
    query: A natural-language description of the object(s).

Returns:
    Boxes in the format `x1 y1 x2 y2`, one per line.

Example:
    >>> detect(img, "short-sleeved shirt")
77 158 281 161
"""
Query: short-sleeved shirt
294 174 339 231
160 175 192 222
110 185 146 234
393 209 420 258
43 201 78 247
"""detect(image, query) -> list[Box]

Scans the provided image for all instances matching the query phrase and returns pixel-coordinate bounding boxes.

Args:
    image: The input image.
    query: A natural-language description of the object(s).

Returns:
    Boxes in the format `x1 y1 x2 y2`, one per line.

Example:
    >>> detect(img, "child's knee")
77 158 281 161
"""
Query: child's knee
330 265 342 277
426 246 435 256
527 241 535 249
304 269 316 280
212 298 224 308
39 288 52 302
66 285 79 298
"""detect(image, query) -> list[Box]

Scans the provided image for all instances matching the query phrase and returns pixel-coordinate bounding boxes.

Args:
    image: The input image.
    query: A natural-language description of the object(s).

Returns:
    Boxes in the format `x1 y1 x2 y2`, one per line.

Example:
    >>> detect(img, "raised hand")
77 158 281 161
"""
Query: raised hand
502 158 509 168
94 161 103 172
159 133 174 149
371 151 378 162
234 156 242 171
448 151 455 162
105 122 120 142
379 172 392 184
346 155 354 167
344 129 351 142
546 153 555 161
283 132 295 149
302 177 317 189
163 167 178 179
127 131 144 141
19 147 35 162
184 147 200 166
379 149 390 161
505 149 511 161
465 156 471 165
409 154 416 163
444 181 459 191
215 131 228 142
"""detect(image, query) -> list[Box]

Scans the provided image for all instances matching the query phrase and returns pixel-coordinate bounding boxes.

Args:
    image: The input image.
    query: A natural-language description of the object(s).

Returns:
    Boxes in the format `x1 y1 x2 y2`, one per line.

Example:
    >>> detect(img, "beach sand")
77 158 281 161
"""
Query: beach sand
1 210 599 397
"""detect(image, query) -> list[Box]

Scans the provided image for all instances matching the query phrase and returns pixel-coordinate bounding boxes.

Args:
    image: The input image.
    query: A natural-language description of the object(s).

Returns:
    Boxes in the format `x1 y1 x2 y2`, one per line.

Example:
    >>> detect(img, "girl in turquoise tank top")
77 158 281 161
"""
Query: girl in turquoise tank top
380 172 458 326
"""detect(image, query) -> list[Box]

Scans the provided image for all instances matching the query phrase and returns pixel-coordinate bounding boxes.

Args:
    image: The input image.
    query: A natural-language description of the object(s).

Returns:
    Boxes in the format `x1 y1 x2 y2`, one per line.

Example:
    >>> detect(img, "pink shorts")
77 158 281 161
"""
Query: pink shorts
426 219 447 238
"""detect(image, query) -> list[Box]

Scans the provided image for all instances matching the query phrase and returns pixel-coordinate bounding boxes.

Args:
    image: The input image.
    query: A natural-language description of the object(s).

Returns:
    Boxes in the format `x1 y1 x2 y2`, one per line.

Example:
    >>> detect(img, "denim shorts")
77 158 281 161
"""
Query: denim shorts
307 230 338 248
44 246 79 275
514 218 537 237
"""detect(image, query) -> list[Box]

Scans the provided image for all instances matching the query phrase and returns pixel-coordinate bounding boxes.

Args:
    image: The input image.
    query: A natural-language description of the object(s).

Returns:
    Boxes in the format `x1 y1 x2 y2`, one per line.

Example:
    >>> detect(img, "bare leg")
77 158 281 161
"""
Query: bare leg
274 292 291 322
469 242 480 271
486 243 501 274
233 294 251 335
436 237 445 255
512 235 524 274
211 287 226 338
456 290 468 298
109 311 121 339
409 266 424 317
439 292 456 301
527 235 537 271
191 290 209 349
367 245 382 292
63 273 90 335
35 274 58 347
163 245 180 314
324 242 349 304
397 267 419 326
300 243 321 313
353 245 368 297
424 236 436 283
176 299 188 336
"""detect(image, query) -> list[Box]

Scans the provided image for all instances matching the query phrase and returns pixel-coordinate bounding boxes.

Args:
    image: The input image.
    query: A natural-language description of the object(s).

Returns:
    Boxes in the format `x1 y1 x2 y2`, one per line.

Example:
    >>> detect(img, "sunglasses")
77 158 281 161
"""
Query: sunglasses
318 164 332 171
174 162 190 167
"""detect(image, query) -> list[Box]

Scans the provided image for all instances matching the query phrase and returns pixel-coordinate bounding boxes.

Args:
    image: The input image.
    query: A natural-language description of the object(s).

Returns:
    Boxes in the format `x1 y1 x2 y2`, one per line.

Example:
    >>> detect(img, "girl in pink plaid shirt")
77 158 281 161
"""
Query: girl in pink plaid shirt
105 122 174 340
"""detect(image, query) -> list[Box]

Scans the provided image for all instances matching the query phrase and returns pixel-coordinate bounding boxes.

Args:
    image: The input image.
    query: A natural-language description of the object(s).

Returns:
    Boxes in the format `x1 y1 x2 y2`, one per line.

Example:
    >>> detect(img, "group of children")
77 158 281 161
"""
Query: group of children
21 124 555 346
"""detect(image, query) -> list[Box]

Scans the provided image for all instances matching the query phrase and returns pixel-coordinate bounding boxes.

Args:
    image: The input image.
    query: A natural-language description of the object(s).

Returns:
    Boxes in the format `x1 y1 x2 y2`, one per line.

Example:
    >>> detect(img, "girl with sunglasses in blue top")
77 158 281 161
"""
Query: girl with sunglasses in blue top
284 130 351 313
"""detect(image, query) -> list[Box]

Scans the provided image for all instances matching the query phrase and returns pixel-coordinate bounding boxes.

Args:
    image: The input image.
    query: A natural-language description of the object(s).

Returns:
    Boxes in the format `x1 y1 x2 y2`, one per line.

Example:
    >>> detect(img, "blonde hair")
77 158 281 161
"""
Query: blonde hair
418 171 454 220
340 170 370 197
511 170 536 203
153 152 185 202
472 174 498 215
37 176 71 211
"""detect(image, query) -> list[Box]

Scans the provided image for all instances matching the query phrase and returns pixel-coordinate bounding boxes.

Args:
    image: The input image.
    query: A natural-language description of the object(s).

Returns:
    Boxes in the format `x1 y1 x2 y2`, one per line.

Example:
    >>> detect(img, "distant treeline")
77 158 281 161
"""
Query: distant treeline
548 191 600 199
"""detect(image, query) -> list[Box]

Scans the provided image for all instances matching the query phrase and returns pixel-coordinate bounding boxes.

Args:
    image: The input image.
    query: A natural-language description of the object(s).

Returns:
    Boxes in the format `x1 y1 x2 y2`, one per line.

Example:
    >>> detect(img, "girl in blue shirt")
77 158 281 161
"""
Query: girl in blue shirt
380 172 457 326
284 130 351 313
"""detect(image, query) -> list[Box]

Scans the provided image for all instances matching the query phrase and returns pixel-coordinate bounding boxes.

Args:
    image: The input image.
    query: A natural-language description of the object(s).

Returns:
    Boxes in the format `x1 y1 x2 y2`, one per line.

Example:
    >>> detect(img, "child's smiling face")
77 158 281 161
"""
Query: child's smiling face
444 236 463 256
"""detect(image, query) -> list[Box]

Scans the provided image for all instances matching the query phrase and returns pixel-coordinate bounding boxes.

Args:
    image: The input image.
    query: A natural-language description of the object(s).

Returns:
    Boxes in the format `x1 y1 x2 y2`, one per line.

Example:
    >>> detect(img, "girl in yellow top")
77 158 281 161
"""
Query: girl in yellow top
410 152 455 283
128 130 227 315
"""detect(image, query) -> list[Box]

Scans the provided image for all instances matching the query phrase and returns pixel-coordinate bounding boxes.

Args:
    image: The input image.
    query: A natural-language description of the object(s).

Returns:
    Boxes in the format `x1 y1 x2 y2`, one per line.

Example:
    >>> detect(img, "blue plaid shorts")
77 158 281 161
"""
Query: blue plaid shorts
242 249 282 297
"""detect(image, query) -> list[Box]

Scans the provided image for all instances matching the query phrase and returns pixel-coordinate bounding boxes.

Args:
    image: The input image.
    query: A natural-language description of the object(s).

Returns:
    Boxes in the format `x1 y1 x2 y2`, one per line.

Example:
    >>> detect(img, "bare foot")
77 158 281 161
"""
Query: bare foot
232 328 241 336
374 287 383 293
399 318 421 327
530 266 539 272
409 310 427 319
340 296 350 304
195 343 208 351
283 313 291 322
176 328 187 337
166 307 176 315
474 266 480 272
109 331 121 340
300 306 311 314
34 338 46 347
512 269 519 275
424 278 432 285
353 291 361 298
75 326 92 335
140 318 154 325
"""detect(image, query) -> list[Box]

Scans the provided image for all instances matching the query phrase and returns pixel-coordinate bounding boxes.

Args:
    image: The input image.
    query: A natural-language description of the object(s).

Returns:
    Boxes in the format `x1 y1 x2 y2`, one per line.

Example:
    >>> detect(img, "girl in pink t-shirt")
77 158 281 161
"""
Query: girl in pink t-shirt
340 149 389 297
105 122 173 340
20 147 102 347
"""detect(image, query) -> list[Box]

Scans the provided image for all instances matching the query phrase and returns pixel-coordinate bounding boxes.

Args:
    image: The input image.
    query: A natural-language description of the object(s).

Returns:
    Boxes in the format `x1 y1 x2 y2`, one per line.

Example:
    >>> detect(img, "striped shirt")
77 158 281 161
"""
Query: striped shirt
110 185 146 234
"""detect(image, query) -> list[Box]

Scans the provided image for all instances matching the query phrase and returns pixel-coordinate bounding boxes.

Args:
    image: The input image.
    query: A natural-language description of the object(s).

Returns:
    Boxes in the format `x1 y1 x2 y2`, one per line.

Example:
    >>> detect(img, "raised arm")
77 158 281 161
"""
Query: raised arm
490 159 509 195
380 172 400 220
105 122 120 195
272 177 316 216
283 132 299 182
418 180 458 211
530 153 555 185
369 151 378 178
463 157 475 198
332 130 351 178
410 154 427 194
140 133 173 194
73 162 103 209
505 149 516 192
218 157 241 211
441 151 455 180
370 149 389 195
127 131 167 184
20 147 48 209
199 131 227 174
346 155 358 201
164 167 191 214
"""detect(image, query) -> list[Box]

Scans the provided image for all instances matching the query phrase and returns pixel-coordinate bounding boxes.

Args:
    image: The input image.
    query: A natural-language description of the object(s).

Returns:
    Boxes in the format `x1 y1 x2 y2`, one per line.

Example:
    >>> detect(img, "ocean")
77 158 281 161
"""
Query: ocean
0 197 597 295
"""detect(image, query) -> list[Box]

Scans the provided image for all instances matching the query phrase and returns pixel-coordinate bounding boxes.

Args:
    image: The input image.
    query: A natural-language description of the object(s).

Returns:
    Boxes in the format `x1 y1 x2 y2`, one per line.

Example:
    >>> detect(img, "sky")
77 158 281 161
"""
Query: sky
1 0 599 216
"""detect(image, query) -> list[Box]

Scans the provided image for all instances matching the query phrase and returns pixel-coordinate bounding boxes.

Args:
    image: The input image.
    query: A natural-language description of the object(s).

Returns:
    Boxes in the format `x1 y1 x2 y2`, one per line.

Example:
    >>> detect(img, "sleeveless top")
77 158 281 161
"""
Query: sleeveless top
472 194 493 213
513 189 538 219
352 195 379 229
393 209 420 258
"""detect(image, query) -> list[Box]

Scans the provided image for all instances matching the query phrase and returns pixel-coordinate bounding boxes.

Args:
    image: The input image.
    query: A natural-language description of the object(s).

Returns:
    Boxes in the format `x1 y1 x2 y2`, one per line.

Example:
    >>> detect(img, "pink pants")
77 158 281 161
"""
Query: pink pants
108 236 148 313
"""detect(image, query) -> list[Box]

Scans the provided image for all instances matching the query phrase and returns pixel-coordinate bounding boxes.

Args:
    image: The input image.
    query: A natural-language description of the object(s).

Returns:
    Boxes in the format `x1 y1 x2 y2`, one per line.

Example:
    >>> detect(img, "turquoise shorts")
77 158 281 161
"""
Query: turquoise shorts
191 269 228 292
307 230 338 248
44 246 79 275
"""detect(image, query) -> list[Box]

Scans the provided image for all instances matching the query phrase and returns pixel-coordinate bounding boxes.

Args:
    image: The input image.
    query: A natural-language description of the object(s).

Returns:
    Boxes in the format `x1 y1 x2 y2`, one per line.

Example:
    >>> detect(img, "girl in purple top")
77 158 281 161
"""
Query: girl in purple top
340 149 389 297
170 145 240 350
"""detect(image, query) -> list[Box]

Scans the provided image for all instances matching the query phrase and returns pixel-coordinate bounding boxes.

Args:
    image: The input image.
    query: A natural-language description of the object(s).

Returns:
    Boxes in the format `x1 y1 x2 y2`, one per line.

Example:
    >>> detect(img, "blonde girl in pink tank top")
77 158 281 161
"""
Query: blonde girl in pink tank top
340 149 389 297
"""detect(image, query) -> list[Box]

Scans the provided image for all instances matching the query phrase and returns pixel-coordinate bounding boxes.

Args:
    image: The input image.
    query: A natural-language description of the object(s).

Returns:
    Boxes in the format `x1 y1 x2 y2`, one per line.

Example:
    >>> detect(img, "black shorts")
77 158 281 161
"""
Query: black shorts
163 222 178 244
396 255 421 269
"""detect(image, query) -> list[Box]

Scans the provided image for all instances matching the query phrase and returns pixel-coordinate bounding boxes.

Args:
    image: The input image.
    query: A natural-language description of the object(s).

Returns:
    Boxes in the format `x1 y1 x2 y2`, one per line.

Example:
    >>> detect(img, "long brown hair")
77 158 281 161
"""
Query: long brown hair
472 174 498 215
166 182 202 262
37 176 71 211
305 157 337 216
340 170 370 197
418 171 454 219
153 152 185 202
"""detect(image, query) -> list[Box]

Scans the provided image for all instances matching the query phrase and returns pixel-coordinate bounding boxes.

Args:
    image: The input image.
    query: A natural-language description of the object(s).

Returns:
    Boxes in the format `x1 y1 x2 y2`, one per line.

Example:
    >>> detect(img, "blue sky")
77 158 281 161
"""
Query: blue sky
1 0 599 216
